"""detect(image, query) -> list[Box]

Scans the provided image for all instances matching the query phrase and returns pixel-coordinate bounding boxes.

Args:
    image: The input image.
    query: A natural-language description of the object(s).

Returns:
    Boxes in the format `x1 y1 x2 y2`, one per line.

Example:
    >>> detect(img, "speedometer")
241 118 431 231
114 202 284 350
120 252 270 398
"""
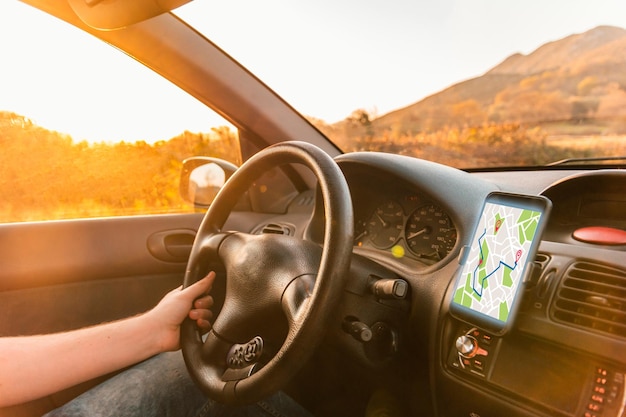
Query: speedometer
405 203 456 261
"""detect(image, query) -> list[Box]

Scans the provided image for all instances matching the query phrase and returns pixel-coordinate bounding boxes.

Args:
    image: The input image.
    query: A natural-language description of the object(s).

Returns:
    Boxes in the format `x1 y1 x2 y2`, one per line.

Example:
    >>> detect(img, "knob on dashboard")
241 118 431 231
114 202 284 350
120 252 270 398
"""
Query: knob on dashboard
455 335 478 357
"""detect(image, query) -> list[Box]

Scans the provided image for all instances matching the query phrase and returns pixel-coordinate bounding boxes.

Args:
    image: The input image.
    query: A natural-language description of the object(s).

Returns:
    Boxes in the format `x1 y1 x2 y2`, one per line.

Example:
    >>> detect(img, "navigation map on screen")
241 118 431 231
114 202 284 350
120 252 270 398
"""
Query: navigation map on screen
452 197 545 328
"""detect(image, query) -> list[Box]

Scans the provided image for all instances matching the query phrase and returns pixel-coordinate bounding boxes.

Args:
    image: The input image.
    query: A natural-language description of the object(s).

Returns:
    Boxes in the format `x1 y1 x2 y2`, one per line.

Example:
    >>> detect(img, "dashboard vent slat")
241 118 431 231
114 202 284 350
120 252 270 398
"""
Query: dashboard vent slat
552 262 626 338
259 223 292 236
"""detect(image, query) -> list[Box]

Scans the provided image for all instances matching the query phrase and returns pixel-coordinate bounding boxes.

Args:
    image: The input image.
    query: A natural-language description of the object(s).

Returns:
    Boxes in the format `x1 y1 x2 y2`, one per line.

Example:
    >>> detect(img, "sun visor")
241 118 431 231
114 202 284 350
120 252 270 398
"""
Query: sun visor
67 0 193 30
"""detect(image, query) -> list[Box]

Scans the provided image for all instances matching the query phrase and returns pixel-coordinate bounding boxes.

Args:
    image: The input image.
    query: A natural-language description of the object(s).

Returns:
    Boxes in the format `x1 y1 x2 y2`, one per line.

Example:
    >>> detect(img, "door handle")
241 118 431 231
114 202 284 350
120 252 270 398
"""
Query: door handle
147 229 196 262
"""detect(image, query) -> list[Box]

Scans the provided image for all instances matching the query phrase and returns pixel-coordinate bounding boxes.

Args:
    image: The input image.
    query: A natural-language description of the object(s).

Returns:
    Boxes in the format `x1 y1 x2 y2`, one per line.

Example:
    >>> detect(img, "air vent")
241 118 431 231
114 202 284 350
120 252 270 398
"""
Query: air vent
527 253 551 288
259 223 292 235
534 253 551 268
552 262 626 338
296 195 315 207
526 253 553 298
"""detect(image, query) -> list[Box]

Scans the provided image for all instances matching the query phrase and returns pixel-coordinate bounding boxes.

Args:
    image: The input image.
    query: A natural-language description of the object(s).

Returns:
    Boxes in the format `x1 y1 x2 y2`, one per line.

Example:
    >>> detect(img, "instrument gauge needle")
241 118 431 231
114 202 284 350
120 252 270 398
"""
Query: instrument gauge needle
407 227 428 240
354 230 368 241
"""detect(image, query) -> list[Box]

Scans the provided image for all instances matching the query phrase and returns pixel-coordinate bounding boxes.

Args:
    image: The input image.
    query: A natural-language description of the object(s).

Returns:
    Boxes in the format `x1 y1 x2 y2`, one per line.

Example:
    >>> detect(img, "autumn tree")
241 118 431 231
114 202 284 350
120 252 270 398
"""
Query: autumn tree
451 99 486 126
0 112 240 222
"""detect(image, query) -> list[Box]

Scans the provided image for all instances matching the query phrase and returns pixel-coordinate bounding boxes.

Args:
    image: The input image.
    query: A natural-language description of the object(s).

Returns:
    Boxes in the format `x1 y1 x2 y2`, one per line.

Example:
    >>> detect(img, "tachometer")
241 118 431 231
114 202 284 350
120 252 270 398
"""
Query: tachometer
405 203 456 260
367 200 404 249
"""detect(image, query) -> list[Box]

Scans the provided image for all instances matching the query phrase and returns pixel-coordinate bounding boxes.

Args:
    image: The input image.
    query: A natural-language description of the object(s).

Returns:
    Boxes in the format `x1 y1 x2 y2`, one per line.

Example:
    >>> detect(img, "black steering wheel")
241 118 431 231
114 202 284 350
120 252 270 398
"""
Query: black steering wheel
181 141 353 405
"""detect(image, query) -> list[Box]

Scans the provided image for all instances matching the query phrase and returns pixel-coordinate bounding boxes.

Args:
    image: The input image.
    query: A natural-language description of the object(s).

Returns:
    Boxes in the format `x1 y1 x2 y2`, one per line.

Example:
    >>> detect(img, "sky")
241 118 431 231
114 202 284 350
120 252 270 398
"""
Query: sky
2 0 626 142
178 0 626 122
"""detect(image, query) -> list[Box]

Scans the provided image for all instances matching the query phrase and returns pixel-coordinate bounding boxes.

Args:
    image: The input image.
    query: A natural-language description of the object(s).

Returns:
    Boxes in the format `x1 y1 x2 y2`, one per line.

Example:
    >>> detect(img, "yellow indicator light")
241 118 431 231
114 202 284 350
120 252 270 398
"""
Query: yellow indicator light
391 245 405 258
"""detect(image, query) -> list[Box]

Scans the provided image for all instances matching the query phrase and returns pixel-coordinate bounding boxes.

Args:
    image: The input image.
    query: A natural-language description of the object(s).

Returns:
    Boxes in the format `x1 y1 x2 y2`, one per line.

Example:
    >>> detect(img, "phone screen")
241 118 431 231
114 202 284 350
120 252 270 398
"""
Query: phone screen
450 192 551 333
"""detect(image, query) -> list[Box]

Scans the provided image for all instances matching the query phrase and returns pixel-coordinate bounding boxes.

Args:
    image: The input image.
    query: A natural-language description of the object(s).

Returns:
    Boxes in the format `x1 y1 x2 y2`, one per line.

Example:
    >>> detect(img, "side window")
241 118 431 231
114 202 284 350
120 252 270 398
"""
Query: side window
0 3 240 223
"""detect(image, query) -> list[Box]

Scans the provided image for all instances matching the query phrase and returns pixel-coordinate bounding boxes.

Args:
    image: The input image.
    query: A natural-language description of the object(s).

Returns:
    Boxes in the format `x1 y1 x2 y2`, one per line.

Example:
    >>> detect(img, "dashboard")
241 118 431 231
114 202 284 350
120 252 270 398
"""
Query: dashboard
328 153 626 417
253 153 626 416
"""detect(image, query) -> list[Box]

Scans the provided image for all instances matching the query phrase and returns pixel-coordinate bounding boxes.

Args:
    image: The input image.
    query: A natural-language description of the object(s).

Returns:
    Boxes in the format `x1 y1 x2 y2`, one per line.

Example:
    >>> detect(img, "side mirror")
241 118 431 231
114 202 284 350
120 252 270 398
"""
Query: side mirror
179 157 238 207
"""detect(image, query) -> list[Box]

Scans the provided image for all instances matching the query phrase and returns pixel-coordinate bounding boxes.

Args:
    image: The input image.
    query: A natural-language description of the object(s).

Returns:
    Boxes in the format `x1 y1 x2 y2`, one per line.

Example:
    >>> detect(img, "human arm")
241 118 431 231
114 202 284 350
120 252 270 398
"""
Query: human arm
0 271 215 408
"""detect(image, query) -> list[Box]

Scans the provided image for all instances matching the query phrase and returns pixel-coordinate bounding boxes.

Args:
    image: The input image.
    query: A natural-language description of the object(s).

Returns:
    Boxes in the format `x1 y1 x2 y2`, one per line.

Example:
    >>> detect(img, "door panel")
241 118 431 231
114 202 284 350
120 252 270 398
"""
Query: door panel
0 214 203 293
0 213 203 415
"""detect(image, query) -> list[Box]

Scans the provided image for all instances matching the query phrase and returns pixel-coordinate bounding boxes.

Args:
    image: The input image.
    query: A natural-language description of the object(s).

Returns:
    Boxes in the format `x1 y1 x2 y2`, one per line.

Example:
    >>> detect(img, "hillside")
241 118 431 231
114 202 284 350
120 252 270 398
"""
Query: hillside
347 25 626 137
489 25 626 75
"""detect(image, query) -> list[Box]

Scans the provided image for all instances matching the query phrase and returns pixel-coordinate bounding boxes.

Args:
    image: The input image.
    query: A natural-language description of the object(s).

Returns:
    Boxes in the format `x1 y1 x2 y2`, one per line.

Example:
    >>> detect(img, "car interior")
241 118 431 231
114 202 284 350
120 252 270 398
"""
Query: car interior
1 1 625 417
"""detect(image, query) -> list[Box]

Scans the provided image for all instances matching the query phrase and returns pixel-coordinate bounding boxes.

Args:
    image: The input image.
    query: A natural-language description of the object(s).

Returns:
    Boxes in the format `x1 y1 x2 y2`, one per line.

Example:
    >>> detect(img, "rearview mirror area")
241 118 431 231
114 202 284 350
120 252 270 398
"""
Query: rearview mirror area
179 157 238 207
67 0 193 30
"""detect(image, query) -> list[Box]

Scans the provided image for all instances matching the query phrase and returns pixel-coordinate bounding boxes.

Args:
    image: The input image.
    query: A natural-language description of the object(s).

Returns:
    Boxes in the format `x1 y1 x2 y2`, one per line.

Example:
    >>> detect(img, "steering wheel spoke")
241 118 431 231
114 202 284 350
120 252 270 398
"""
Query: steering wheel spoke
282 274 316 325
197 330 228 364
186 231 232 272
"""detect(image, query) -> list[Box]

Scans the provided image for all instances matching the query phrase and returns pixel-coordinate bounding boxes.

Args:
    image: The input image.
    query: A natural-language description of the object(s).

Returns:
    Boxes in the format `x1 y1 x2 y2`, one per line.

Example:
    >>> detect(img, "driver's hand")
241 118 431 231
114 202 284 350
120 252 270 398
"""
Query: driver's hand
189 283 214 332
147 271 216 352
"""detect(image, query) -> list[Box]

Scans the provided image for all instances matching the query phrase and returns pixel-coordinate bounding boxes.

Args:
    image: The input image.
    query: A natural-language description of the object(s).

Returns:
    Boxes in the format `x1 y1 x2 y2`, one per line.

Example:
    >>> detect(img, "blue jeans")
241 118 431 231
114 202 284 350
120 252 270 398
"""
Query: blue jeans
44 351 312 417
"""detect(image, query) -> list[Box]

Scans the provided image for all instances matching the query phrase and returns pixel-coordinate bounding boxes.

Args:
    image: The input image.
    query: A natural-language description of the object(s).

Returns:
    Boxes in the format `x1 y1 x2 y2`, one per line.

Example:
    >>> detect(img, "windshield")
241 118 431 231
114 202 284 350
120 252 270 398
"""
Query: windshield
177 1 626 169
3 1 626 171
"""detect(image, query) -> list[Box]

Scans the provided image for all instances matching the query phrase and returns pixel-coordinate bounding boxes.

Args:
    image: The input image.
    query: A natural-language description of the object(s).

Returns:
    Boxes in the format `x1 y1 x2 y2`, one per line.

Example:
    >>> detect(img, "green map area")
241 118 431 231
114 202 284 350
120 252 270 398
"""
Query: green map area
453 204 541 323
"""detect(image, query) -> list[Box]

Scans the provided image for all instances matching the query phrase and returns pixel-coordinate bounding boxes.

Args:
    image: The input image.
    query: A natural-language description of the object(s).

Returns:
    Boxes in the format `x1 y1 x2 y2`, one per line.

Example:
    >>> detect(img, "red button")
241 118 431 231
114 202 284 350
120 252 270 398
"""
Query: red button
573 227 626 245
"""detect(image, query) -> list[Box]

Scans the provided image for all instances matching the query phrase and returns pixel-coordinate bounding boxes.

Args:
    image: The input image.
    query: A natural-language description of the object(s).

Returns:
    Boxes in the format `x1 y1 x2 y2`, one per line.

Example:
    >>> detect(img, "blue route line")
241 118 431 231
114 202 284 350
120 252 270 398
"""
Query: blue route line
471 228 518 297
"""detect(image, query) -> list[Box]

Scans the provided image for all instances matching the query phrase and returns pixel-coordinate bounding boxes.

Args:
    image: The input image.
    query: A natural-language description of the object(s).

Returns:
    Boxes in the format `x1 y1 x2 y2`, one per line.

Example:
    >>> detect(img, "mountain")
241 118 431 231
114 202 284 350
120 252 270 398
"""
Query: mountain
489 25 626 75
366 25 626 135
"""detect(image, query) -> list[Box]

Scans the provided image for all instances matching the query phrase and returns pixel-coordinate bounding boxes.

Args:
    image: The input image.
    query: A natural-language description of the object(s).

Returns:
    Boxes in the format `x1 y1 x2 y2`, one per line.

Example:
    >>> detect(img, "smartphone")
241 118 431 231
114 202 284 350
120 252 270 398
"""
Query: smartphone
450 192 552 335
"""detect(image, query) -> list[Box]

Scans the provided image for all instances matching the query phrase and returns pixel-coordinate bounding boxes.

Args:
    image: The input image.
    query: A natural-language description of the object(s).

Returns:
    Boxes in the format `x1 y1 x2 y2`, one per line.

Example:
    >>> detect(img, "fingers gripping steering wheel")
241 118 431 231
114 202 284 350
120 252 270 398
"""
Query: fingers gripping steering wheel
181 141 353 405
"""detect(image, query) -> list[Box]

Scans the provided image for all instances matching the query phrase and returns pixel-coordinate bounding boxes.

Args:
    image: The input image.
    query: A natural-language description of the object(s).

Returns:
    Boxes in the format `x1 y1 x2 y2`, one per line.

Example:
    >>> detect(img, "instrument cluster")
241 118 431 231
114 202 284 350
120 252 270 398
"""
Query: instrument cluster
353 193 458 264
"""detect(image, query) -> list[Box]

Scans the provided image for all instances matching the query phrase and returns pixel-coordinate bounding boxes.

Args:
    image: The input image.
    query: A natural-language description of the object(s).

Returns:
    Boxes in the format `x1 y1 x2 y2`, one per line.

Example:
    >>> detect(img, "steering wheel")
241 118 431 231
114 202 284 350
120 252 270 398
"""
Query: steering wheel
181 141 353 405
